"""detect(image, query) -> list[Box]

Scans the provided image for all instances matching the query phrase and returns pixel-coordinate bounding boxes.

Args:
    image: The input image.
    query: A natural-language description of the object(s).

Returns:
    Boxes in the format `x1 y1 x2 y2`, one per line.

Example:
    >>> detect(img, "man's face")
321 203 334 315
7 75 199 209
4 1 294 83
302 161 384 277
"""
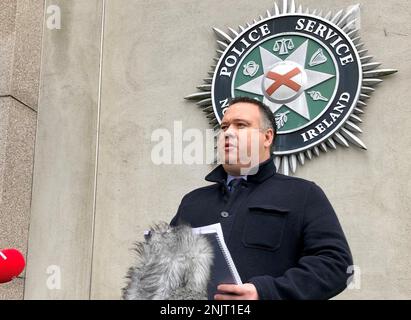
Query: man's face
218 102 274 175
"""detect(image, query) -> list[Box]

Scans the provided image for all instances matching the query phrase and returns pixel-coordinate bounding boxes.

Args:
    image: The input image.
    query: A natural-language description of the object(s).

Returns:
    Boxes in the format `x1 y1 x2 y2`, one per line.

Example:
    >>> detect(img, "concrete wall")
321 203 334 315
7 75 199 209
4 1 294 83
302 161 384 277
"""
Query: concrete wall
0 0 43 300
22 0 411 299
24 0 102 300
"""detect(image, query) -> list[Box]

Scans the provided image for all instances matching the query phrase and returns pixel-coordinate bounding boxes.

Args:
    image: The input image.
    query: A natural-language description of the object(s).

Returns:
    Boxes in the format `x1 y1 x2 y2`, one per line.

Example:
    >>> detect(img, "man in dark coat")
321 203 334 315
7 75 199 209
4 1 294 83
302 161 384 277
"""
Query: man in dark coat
170 97 353 300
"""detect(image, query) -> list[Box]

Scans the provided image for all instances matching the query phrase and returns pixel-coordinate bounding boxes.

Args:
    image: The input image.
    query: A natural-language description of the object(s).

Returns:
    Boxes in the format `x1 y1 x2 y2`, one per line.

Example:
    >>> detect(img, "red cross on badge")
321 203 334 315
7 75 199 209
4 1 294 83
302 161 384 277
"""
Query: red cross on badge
266 67 302 96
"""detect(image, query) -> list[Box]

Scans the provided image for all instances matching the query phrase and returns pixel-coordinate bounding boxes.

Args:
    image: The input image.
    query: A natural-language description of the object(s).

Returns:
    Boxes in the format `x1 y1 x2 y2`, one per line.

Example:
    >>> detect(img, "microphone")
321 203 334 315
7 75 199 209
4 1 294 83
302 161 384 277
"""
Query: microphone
123 223 213 300
0 248 26 284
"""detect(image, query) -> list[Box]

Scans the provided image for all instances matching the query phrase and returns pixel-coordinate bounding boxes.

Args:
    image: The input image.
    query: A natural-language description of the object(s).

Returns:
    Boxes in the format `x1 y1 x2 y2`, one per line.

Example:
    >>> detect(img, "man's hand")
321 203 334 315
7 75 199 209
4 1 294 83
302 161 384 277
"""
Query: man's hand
214 283 259 300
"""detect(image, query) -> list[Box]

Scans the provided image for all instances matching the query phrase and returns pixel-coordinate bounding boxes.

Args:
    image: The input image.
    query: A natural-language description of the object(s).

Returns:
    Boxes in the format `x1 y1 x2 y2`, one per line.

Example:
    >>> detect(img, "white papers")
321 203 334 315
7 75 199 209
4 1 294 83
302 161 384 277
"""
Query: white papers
192 223 242 285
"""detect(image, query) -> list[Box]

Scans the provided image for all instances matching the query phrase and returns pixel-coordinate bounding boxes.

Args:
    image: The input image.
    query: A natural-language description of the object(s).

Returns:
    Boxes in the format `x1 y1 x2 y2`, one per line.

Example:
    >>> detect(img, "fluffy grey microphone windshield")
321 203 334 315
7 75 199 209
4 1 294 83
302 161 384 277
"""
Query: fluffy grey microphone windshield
122 223 213 300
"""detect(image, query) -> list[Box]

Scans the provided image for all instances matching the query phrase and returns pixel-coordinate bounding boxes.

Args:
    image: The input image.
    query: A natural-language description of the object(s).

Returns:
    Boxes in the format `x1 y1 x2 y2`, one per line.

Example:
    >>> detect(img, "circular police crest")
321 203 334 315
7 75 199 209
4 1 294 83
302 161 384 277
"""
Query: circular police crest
186 1 397 175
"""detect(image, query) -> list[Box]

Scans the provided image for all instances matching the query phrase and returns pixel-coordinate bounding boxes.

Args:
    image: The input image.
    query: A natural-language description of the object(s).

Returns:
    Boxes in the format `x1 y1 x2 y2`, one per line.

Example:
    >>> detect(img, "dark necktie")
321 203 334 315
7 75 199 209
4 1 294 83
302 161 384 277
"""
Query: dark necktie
228 178 243 194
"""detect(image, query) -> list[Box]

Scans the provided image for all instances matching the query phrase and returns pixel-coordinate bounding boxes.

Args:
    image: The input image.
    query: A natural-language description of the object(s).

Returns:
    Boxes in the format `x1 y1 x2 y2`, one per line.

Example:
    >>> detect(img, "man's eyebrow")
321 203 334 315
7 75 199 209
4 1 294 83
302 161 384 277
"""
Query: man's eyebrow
232 119 252 124
221 119 251 125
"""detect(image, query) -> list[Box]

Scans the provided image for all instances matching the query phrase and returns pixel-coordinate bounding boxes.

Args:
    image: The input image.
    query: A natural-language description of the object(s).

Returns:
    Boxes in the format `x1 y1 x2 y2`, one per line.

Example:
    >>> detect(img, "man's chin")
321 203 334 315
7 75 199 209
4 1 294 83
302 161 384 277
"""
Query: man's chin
222 162 252 175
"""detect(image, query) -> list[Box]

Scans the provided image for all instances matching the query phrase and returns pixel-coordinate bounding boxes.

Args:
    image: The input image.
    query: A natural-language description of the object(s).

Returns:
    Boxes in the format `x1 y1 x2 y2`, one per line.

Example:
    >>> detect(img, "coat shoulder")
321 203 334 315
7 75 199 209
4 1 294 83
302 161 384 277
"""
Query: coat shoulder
271 172 317 190
180 183 220 202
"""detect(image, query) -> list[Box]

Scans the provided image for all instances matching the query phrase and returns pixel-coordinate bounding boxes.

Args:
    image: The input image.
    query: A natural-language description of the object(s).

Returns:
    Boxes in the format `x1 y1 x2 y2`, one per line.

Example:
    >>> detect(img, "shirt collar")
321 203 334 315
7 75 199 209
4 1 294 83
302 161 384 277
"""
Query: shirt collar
226 175 247 186
205 155 277 185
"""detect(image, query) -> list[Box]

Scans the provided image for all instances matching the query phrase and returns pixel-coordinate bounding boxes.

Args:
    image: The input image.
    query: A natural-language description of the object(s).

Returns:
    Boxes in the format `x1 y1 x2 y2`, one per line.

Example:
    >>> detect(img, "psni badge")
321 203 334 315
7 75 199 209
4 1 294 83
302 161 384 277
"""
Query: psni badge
186 1 397 175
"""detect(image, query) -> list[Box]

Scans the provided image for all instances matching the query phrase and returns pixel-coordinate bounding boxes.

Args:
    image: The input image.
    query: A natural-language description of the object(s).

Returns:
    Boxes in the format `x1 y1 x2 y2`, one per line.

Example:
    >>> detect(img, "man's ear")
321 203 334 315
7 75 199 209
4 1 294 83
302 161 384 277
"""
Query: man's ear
264 128 274 148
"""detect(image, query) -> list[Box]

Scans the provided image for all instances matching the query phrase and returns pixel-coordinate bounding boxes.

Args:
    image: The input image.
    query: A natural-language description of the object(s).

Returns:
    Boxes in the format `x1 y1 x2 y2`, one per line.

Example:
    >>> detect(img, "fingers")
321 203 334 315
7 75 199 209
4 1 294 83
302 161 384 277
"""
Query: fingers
215 284 259 300
217 284 243 295
214 293 244 300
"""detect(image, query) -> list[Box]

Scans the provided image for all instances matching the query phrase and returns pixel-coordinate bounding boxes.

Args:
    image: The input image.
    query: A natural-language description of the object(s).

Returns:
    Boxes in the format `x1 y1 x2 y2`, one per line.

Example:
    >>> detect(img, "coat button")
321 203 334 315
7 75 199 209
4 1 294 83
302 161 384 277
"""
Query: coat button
220 211 229 218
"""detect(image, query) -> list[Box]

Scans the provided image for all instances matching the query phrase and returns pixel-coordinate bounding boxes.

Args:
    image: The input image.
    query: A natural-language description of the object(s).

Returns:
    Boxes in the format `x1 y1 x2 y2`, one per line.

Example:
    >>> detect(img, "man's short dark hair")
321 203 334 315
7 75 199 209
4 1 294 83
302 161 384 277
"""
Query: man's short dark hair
228 96 277 151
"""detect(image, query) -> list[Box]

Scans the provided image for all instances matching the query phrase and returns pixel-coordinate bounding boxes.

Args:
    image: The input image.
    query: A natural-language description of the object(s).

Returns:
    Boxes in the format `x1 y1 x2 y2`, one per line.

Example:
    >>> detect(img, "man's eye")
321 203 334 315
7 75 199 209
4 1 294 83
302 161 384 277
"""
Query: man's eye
221 126 228 131
237 123 247 129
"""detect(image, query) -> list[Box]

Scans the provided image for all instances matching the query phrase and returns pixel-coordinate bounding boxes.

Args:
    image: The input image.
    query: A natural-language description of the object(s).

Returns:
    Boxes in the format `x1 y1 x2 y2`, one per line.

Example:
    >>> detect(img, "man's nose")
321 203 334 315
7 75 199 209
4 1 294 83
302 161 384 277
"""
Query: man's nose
224 125 237 137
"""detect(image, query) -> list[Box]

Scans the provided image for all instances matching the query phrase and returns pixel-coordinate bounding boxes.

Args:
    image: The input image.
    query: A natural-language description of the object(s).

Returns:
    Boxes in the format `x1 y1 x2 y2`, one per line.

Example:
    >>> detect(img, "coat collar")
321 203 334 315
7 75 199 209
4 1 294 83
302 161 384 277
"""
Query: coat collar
205 156 277 185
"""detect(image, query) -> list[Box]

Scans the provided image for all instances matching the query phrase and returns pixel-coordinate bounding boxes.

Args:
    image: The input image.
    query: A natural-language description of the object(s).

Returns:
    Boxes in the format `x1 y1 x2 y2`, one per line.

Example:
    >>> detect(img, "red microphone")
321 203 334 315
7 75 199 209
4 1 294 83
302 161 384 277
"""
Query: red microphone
0 249 26 283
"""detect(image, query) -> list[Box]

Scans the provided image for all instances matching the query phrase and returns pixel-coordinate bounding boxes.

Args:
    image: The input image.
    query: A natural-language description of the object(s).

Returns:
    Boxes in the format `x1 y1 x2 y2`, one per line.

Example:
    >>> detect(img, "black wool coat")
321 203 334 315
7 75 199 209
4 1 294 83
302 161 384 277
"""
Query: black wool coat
170 156 353 300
